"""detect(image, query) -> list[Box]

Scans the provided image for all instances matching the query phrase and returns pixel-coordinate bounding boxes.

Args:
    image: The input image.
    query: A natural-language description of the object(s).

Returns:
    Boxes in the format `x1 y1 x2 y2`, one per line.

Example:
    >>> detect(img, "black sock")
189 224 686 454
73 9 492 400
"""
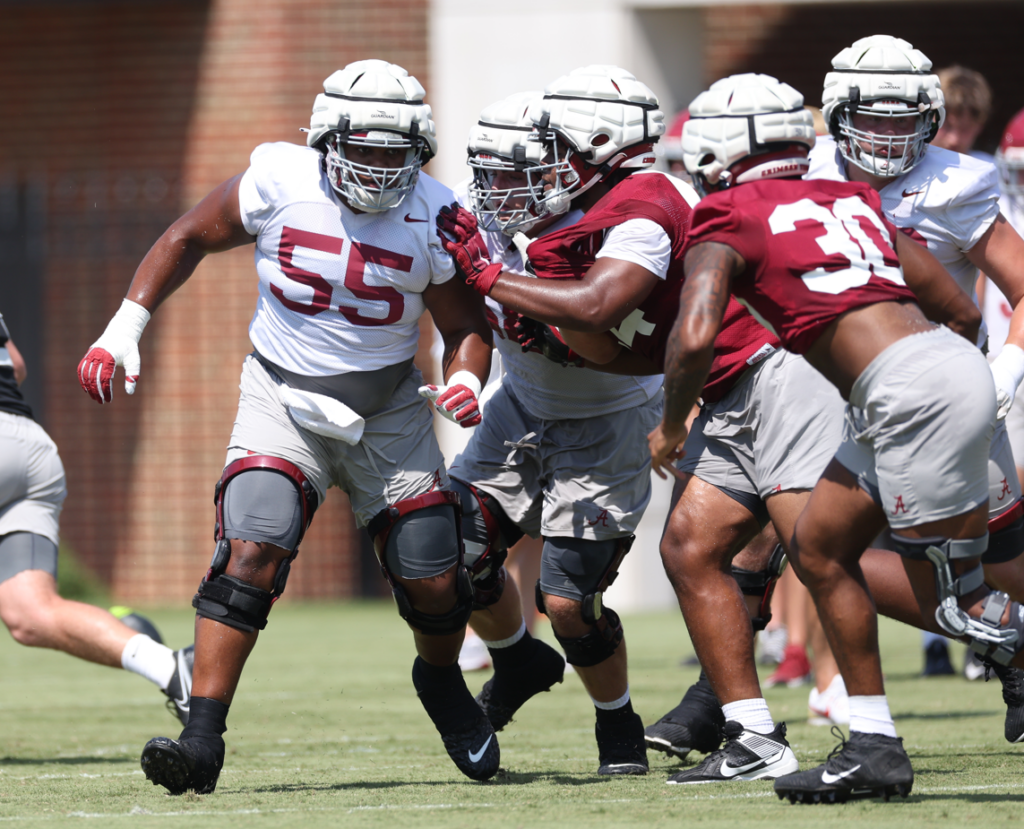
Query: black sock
489 630 539 672
595 698 636 726
412 657 476 732
181 697 229 740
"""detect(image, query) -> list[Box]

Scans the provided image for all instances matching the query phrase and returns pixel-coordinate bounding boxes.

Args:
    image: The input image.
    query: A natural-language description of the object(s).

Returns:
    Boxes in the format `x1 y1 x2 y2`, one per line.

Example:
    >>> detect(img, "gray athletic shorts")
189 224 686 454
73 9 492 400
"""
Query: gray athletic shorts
226 355 450 530
450 384 662 540
0 411 66 550
836 327 994 529
1005 388 1024 476
678 350 845 515
988 418 1021 520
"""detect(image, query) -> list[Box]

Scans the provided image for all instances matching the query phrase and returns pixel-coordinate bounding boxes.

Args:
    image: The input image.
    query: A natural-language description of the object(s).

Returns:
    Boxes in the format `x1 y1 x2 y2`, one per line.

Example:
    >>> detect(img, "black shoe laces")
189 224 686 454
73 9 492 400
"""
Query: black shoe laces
825 726 849 765
991 662 1024 706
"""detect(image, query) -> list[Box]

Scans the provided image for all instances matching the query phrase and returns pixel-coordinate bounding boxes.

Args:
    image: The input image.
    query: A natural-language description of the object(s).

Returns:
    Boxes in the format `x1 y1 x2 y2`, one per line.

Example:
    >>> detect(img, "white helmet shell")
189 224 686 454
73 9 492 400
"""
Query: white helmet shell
525 66 664 216
822 35 944 178
682 73 815 194
307 60 437 212
467 92 548 235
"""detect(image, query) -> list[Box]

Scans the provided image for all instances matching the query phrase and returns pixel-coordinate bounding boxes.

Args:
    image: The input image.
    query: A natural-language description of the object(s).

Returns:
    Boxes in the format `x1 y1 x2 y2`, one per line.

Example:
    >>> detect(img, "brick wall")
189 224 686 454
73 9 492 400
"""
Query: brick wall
1 0 428 603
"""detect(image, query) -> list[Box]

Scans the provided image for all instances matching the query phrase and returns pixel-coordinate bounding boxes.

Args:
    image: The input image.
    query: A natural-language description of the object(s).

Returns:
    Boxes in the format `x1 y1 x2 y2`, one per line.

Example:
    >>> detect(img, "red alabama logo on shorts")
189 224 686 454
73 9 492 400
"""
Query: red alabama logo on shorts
891 495 907 515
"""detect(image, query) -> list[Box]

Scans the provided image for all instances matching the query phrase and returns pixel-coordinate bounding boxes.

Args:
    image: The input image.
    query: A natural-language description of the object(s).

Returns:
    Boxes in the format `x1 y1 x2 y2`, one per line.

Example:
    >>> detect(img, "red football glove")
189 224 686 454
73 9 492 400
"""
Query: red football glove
511 316 584 368
418 370 483 428
77 299 151 404
436 203 503 296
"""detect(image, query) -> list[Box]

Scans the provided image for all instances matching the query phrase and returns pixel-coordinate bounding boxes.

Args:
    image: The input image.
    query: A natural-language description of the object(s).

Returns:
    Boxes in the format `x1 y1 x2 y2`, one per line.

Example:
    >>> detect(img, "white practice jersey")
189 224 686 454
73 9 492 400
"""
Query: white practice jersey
453 180 663 421
238 142 456 375
808 136 1001 348
982 200 1024 356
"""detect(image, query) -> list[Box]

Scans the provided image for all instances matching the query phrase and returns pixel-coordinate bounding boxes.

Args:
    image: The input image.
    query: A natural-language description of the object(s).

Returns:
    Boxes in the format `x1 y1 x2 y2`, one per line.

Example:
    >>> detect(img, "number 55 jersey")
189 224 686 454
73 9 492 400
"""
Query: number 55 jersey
238 141 457 375
686 178 916 354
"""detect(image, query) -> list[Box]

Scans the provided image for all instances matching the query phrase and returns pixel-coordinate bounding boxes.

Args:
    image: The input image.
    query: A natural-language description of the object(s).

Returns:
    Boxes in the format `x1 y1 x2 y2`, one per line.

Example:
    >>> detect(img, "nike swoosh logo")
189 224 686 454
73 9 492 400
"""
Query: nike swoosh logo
902 189 924 198
821 764 861 784
404 214 428 223
468 734 493 763
720 758 769 776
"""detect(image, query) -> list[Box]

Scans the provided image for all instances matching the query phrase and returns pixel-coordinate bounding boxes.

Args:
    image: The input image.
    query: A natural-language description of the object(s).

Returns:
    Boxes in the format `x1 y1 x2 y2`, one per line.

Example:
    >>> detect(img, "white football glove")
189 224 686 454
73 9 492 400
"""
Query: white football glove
990 344 1024 421
77 299 151 404
418 370 483 428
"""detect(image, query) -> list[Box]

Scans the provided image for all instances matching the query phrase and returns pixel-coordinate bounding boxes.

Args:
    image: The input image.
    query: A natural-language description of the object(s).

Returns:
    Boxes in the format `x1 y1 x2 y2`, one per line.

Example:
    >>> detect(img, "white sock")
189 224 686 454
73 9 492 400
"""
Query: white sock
848 695 897 738
593 687 630 710
482 619 527 649
121 634 176 689
722 698 775 734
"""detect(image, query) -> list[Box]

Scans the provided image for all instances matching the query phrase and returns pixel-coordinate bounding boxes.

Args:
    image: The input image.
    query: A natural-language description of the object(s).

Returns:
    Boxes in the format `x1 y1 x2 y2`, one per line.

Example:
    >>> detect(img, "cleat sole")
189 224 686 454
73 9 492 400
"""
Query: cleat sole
140 739 192 796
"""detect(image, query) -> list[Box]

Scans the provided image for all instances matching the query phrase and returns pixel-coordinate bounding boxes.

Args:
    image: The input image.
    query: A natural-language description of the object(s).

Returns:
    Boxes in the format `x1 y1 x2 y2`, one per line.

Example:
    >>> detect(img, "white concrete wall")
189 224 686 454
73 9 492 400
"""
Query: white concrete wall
427 1 707 612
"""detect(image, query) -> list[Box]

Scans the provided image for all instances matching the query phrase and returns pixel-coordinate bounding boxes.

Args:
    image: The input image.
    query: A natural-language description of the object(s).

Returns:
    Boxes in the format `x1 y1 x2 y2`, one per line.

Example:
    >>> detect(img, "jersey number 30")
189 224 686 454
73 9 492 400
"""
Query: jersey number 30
768 196 905 294
273 226 410 325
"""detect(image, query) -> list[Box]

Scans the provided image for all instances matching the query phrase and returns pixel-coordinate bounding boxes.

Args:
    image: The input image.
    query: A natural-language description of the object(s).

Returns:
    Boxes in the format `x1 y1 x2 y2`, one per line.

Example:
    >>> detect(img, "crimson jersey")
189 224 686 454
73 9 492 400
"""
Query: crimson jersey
688 179 917 355
527 172 779 402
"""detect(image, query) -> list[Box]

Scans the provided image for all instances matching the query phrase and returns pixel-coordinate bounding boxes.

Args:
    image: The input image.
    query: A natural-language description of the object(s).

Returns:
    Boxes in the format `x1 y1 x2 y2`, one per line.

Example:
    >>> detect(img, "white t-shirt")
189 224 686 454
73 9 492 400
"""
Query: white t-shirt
451 180 663 422
237 142 457 375
982 200 1024 356
808 136 1001 348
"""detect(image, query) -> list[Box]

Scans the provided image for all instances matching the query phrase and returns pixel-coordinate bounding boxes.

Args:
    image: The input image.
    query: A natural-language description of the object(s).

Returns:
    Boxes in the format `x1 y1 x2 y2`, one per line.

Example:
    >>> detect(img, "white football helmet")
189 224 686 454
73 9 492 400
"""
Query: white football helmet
306 60 437 213
466 92 547 236
524 66 665 216
822 35 944 178
682 73 816 195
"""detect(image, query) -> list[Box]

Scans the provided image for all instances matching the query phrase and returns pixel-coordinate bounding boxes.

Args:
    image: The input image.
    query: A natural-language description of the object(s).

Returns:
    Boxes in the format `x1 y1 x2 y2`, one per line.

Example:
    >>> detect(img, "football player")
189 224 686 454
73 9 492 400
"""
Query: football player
77 60 496 792
652 71 1023 804
0 313 193 725
443 84 669 775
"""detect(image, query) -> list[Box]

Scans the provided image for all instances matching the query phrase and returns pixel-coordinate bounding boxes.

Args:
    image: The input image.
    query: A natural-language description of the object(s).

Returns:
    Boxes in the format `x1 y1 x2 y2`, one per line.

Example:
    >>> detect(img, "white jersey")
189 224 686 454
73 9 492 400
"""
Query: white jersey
238 142 456 375
982 200 1024 356
808 136 1000 348
453 180 663 421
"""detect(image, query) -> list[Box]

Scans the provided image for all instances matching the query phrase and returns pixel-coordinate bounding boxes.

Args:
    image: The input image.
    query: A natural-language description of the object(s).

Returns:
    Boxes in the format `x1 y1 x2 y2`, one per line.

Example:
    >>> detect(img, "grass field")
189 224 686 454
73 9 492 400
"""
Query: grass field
1 601 1022 828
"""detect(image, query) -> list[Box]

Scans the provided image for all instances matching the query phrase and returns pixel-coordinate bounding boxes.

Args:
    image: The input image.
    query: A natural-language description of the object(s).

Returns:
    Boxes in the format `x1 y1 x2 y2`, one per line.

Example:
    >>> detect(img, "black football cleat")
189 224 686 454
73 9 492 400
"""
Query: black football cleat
141 733 224 795
596 711 648 776
987 660 1024 744
413 657 500 781
774 728 913 804
644 671 724 761
667 720 798 784
476 639 565 731
162 646 194 726
111 608 164 644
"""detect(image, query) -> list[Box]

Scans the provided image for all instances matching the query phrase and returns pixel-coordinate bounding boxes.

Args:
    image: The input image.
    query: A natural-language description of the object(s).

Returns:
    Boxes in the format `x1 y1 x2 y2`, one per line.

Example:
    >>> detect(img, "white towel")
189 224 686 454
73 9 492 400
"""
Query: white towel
277 387 365 445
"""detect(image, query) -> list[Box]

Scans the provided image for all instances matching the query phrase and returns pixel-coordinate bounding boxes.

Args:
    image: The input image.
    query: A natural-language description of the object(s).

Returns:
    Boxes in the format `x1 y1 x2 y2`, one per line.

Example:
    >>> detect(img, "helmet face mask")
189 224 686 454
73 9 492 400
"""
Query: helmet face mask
522 132 587 219
834 98 938 178
324 129 427 213
468 156 539 235
307 60 437 214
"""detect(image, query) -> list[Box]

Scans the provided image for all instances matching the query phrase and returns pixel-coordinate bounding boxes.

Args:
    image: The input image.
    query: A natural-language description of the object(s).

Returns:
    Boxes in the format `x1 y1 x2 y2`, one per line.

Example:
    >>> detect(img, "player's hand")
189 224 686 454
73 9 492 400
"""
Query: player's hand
648 422 688 481
418 370 483 428
511 315 584 368
77 299 151 404
990 344 1024 421
436 203 503 296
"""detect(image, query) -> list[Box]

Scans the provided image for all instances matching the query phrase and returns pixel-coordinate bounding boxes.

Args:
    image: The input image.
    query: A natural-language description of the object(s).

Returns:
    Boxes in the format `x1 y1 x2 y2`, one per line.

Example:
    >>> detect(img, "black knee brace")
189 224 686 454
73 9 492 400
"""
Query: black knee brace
732 543 788 632
368 490 474 635
552 607 625 667
194 456 318 632
450 477 523 609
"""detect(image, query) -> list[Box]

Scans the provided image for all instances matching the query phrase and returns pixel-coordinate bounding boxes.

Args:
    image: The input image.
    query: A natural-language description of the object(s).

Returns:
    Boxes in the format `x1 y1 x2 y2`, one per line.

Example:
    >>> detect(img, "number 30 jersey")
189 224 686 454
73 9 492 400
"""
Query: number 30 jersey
238 142 457 375
687 178 917 355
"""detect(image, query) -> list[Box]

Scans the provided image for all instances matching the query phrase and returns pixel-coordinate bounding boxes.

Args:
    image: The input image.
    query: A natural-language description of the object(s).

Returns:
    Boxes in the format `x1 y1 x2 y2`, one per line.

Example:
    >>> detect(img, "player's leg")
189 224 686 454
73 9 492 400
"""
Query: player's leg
0 414 189 721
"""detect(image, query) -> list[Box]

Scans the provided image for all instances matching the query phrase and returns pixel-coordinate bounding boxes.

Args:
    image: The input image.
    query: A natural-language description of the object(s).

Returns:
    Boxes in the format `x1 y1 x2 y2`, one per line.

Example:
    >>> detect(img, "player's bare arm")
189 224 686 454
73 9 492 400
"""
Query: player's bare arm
6 337 26 385
424 278 493 387
896 231 982 343
558 328 663 375
127 175 255 313
488 257 660 332
969 214 1024 348
649 241 742 477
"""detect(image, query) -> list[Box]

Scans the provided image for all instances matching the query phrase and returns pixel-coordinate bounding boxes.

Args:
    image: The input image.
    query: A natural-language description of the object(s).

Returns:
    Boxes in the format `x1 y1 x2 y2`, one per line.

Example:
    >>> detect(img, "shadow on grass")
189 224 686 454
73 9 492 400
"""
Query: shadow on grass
246 769 610 794
892 710 997 721
0 755 134 766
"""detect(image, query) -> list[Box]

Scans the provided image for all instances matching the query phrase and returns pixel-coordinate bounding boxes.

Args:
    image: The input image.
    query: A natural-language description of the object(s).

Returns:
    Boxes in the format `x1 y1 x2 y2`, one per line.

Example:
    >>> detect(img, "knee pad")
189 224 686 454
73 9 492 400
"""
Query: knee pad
732 543 788 632
193 573 275 632
368 491 474 635
553 606 624 667
195 456 319 629
536 535 634 625
450 477 523 608
987 500 1024 564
